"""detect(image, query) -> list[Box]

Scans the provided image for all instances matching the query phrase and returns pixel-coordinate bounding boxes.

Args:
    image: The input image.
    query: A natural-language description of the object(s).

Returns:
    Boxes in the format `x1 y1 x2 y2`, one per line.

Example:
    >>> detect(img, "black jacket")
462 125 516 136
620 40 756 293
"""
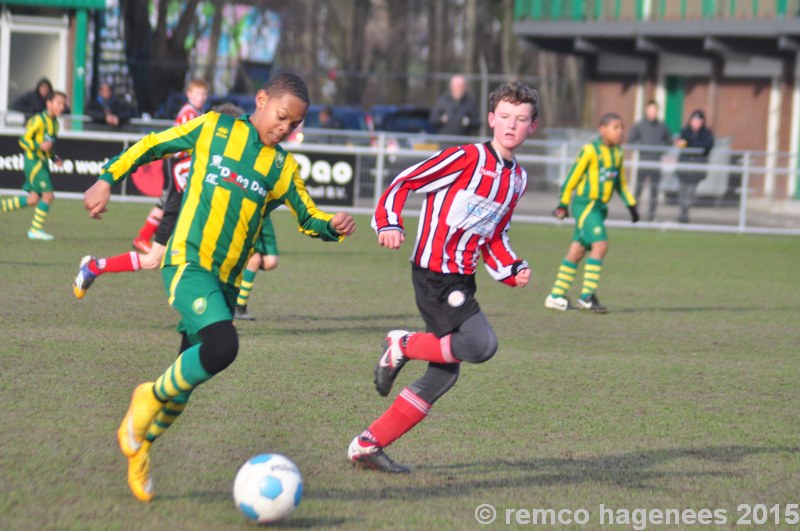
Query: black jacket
86 96 134 126
428 92 480 136
677 126 715 184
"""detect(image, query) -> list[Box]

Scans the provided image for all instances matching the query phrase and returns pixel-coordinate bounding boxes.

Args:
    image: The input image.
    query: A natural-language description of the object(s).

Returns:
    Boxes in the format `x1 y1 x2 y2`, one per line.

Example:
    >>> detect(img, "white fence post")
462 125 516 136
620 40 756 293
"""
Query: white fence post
738 151 751 232
373 132 386 207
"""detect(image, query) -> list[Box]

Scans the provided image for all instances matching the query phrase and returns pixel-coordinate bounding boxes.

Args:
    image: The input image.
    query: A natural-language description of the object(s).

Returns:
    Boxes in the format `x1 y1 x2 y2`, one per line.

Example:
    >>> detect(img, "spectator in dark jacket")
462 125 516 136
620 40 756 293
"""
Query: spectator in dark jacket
86 82 134 128
675 109 715 223
428 75 479 136
628 100 673 221
11 78 54 119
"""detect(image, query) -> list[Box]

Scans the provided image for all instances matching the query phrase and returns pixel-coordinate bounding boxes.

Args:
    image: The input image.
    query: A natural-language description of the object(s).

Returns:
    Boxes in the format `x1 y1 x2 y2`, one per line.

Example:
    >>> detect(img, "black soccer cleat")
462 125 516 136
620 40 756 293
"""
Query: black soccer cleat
234 305 255 321
374 330 410 397
577 294 607 314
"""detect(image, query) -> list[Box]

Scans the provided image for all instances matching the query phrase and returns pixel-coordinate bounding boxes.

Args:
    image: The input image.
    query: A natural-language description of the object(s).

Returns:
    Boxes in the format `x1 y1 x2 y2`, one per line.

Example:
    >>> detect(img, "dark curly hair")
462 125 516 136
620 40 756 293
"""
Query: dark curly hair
489 81 539 122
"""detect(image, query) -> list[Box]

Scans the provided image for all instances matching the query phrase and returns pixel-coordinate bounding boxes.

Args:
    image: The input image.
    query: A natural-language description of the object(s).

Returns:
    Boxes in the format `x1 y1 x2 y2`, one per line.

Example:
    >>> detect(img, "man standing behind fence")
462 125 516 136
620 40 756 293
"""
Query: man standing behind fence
428 75 480 136
628 100 673 221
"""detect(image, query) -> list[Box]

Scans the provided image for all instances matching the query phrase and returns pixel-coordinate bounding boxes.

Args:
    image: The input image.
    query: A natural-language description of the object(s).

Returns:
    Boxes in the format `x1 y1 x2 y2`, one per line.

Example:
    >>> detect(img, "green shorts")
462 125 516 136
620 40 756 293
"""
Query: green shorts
572 200 608 249
22 158 53 193
254 216 279 256
162 263 238 341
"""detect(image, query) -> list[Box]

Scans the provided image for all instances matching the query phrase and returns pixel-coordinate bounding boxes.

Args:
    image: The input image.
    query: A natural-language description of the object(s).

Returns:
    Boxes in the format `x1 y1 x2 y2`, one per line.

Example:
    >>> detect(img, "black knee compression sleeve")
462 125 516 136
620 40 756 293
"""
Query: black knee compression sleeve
409 362 461 405
198 320 239 374
450 312 498 364
178 333 192 356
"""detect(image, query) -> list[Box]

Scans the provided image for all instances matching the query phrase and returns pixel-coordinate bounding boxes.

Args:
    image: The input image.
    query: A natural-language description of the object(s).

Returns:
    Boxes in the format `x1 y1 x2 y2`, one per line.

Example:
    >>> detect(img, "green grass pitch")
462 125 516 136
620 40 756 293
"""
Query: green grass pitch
1 199 798 530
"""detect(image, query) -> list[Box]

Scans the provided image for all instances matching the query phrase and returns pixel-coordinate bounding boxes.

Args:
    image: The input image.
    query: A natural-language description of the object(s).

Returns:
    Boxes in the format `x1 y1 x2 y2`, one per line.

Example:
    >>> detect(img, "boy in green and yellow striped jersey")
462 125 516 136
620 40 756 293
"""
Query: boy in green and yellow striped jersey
545 112 639 314
82 73 356 503
1 91 67 240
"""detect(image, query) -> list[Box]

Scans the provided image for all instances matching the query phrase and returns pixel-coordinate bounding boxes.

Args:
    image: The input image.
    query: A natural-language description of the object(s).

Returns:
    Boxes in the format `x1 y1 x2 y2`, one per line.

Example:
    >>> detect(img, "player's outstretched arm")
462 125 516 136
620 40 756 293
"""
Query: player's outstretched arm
329 212 356 236
84 180 112 219
377 229 404 249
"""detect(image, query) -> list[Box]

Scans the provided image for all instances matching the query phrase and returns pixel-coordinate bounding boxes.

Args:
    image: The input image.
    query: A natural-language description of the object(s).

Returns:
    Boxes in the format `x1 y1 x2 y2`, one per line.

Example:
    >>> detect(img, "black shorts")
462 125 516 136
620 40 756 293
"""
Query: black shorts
411 264 480 338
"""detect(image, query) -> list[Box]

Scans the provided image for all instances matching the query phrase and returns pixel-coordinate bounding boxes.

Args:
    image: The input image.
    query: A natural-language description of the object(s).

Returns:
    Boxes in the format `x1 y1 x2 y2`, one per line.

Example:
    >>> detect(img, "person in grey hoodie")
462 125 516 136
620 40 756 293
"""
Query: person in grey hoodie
628 100 673 221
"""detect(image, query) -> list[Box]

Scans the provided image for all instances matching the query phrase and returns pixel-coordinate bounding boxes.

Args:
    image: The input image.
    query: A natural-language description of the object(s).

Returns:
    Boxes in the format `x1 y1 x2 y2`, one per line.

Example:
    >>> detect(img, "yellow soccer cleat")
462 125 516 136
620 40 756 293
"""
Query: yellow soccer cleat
127 440 154 502
117 382 163 457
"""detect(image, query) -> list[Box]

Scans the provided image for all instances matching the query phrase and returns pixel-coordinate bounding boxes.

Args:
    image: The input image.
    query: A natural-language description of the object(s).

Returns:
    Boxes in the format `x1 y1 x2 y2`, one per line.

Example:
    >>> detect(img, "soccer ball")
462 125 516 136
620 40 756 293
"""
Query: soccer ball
233 453 303 524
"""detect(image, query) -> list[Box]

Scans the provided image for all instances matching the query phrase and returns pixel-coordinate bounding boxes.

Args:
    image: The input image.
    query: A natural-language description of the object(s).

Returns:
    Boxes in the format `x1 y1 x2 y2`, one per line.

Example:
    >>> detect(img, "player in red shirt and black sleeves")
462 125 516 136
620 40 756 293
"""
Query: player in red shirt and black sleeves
132 79 209 253
347 80 539 473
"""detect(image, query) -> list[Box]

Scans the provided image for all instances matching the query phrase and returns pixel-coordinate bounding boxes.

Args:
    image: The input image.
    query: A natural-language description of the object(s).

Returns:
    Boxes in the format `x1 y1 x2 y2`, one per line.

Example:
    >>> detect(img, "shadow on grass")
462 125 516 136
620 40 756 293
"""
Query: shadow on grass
158 491 351 527
612 306 800 314
271 516 351 528
313 445 799 500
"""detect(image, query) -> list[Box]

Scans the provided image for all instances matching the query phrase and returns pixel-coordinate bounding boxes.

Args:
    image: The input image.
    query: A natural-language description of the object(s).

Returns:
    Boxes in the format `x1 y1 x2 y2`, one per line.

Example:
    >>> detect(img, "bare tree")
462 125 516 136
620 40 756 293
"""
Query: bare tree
121 0 203 114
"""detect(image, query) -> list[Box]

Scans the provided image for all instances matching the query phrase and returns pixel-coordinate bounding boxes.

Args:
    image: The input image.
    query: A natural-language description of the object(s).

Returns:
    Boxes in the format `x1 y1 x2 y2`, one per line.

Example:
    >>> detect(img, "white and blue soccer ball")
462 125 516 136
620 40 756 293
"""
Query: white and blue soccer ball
233 453 303 524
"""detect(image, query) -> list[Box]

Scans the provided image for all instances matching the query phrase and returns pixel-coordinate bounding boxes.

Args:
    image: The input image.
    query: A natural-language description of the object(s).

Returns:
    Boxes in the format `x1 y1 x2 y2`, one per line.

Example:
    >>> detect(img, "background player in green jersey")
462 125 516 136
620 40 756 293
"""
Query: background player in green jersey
82 72 355 503
1 90 67 240
545 112 639 314
234 215 278 320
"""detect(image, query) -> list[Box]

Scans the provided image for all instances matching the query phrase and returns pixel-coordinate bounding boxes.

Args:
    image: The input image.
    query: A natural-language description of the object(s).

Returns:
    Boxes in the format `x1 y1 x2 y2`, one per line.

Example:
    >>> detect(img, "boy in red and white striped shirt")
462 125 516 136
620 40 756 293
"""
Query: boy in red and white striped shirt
348 81 539 473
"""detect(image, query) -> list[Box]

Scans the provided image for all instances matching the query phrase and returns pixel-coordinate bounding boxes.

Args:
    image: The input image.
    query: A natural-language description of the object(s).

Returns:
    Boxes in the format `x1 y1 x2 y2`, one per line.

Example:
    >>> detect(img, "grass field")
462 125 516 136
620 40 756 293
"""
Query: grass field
1 199 798 530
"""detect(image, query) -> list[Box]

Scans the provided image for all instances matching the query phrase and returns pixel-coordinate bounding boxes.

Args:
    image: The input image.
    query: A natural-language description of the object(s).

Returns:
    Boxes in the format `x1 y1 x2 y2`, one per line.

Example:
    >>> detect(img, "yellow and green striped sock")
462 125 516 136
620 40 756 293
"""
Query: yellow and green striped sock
145 390 192 443
1 196 28 213
236 268 257 307
153 344 212 402
29 200 49 232
581 258 603 299
550 259 577 298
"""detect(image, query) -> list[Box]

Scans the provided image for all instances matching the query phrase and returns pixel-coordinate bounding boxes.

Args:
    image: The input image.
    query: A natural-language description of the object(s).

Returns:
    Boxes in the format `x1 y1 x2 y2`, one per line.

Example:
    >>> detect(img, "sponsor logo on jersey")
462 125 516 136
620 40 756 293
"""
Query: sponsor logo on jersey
445 190 510 237
215 127 229 139
206 155 268 197
599 168 618 182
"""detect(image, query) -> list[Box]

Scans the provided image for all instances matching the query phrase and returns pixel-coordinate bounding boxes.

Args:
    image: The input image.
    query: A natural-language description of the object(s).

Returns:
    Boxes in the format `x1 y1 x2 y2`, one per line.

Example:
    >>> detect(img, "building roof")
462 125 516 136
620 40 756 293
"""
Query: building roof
514 18 800 59
3 0 106 9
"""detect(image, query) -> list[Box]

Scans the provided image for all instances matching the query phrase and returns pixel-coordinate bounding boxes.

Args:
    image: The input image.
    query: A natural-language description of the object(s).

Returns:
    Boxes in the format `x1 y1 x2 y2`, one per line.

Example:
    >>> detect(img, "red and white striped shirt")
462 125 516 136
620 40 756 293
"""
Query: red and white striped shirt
174 103 201 126
171 103 202 189
373 142 528 286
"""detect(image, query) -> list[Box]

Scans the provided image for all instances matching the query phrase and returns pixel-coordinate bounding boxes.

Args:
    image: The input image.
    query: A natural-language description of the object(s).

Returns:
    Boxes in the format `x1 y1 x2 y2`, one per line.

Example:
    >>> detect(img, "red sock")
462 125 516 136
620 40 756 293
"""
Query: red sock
368 387 431 448
89 251 141 276
137 207 162 241
404 332 460 363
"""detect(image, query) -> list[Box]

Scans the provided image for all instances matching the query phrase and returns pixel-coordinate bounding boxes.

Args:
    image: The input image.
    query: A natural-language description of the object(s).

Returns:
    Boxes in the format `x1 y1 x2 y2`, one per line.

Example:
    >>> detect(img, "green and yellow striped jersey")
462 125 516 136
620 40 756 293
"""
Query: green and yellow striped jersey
19 111 58 161
558 139 636 209
99 111 341 289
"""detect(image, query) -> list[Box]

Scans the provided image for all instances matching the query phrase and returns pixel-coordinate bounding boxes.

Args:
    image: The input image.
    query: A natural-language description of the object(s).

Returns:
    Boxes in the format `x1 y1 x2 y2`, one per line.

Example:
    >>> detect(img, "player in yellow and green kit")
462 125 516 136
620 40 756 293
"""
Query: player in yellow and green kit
1 90 67 240
545 112 639 314
81 72 356 503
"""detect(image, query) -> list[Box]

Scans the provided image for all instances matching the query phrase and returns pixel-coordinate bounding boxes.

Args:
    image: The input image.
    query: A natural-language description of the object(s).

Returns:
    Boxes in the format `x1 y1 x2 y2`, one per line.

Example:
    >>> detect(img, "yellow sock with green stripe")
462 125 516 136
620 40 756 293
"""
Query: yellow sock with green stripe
1 196 28 213
236 268 257 306
581 258 603 299
29 200 49 231
550 259 577 298
153 344 212 402
145 390 192 443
